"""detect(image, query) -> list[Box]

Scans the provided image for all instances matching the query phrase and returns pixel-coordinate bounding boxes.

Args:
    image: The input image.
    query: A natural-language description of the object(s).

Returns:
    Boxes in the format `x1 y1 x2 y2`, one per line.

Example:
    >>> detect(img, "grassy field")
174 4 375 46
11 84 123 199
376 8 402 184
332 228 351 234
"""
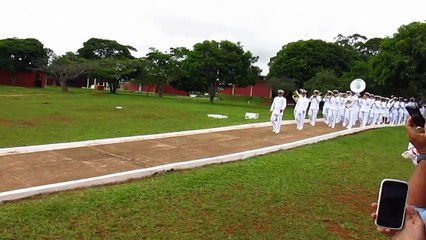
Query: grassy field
0 85 412 239
0 85 288 148
0 127 412 239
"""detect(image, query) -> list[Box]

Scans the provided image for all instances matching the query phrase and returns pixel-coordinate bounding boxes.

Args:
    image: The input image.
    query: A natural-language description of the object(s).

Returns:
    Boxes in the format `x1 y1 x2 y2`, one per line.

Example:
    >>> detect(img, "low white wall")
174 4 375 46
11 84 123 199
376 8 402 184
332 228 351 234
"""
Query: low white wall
0 123 394 202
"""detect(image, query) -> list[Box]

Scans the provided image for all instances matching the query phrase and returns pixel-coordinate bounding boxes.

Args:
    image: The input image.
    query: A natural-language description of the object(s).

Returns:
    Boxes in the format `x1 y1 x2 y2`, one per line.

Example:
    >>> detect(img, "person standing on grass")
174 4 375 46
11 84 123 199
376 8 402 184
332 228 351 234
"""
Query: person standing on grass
270 89 287 134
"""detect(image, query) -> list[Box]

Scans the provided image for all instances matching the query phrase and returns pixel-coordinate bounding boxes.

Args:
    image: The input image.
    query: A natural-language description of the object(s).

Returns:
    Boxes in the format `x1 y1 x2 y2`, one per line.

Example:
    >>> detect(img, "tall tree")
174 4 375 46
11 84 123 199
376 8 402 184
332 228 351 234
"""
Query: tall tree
143 47 187 97
91 58 144 94
77 38 138 93
371 21 426 97
180 40 260 103
268 39 358 88
0 38 48 84
48 52 90 92
77 38 136 60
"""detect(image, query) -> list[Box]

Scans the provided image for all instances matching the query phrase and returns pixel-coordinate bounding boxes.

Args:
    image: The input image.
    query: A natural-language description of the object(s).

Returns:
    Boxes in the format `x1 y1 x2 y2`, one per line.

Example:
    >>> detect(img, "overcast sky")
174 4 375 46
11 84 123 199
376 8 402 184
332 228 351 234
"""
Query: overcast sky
1 0 425 74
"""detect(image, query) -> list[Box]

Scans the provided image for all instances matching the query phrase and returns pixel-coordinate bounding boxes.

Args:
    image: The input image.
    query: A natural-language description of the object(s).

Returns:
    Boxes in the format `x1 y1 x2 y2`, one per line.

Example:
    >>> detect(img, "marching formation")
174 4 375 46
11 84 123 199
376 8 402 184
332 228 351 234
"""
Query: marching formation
270 86 423 133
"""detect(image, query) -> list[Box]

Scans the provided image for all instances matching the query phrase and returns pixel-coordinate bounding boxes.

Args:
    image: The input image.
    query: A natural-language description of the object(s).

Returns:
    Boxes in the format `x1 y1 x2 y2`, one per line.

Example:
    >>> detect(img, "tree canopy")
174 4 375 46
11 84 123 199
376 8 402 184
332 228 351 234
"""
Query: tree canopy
0 38 48 82
178 40 260 103
371 21 426 98
267 39 359 88
77 38 136 60
48 52 90 92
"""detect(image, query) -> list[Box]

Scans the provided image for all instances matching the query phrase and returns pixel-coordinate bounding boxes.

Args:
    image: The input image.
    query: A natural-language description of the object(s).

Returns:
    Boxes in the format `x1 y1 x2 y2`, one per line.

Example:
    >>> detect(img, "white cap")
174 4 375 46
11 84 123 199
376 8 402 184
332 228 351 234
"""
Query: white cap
277 89 284 93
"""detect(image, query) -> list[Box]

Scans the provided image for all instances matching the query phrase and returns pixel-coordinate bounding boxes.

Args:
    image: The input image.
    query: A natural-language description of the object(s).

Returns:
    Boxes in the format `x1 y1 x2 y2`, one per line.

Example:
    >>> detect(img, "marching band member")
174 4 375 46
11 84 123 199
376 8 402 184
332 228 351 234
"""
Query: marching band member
328 90 340 128
367 94 375 125
342 91 352 127
391 96 400 124
294 89 309 130
379 97 387 124
398 97 406 125
322 90 332 125
371 95 382 125
270 89 287 134
359 92 372 127
308 90 321 126
383 97 391 124
347 91 360 129
337 92 346 124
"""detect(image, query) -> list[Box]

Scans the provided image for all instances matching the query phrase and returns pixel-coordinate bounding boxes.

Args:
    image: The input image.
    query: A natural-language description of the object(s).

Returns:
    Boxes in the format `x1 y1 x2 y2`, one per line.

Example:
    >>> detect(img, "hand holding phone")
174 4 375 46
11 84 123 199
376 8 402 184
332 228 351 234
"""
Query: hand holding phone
375 179 409 230
406 106 426 128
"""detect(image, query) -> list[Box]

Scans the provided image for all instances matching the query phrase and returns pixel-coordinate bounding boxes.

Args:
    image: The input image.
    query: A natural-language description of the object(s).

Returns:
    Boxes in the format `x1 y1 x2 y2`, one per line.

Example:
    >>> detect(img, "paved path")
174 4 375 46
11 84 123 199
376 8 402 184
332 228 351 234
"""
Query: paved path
0 122 346 193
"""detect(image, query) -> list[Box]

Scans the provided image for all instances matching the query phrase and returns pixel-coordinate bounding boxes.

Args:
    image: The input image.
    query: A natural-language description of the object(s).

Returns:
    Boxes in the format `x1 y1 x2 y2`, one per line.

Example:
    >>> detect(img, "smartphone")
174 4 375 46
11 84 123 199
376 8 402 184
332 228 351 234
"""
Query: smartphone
375 179 409 230
406 106 426 127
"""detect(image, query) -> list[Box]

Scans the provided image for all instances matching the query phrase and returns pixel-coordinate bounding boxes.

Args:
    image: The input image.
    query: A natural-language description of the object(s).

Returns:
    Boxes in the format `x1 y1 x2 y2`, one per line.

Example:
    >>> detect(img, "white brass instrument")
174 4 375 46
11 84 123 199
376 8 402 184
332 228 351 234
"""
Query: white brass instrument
292 90 300 103
350 79 366 93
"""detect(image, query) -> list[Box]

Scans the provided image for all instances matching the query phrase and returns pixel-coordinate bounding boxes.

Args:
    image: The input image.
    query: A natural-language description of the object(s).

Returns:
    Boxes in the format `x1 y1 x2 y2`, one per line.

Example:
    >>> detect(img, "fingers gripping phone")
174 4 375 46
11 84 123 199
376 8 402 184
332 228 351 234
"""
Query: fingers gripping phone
406 106 426 127
375 179 409 230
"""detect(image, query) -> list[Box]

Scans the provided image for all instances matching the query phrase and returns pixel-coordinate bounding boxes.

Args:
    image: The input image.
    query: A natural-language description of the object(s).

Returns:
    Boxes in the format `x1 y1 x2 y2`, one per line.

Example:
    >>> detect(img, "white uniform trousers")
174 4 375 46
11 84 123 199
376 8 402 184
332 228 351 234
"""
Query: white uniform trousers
271 113 283 133
359 111 369 127
347 109 359 129
295 111 306 130
390 110 399 124
398 109 405 124
308 109 319 126
329 109 338 128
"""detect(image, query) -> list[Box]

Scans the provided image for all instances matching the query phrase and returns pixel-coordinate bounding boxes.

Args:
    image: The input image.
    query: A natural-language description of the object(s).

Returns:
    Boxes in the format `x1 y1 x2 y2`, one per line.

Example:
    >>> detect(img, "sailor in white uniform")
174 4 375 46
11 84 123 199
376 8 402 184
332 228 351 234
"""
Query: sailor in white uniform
270 89 287 134
308 90 321 126
294 89 309 130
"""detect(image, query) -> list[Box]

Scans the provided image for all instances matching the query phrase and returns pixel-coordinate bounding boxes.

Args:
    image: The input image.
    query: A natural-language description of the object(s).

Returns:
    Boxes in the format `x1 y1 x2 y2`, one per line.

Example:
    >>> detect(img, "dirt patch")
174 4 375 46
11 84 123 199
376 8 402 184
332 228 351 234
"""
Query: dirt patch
332 187 376 213
0 119 13 127
323 219 355 240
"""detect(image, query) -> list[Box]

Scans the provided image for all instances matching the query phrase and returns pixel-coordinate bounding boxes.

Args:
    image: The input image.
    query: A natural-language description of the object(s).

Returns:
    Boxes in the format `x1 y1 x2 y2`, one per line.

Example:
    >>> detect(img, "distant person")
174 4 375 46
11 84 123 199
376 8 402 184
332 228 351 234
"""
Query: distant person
270 89 287 134
308 90 322 126
294 89 309 130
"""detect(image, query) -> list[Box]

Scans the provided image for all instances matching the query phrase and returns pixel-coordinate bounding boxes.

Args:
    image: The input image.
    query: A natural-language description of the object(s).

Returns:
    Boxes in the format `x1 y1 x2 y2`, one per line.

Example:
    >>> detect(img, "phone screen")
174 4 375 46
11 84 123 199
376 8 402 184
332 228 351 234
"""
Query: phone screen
406 106 426 127
376 180 408 229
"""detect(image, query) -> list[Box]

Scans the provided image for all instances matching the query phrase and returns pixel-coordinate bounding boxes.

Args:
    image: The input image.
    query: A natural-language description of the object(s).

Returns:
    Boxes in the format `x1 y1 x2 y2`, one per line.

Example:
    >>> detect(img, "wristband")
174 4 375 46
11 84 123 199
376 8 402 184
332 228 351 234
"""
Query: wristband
417 153 426 164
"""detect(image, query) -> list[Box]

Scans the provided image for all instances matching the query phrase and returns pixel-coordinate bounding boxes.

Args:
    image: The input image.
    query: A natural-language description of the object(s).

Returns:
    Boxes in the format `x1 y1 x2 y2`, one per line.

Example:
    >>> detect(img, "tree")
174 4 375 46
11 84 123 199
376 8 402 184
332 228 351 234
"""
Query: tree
77 38 136 60
91 58 144 94
180 40 260 103
0 38 48 84
48 52 90 92
304 70 343 93
371 21 426 98
268 39 358 88
77 38 138 93
335 34 383 57
143 47 186 97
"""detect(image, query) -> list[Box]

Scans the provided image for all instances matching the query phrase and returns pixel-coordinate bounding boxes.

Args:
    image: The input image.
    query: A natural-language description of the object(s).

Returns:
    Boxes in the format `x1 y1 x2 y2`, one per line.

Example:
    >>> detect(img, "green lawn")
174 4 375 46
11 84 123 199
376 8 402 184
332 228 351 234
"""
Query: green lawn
0 85 411 239
0 85 284 148
0 127 412 239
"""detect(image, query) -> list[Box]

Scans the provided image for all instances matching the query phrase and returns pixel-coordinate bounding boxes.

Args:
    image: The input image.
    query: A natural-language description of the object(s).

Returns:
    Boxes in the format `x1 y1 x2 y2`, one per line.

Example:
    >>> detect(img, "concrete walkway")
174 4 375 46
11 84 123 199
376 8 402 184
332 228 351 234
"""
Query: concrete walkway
1 120 378 201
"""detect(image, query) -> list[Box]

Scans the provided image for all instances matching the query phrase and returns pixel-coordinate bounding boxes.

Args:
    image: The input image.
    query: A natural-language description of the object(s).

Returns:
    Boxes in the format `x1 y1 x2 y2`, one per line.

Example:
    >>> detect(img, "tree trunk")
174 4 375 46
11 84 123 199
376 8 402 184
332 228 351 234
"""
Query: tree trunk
59 78 68 92
209 81 216 104
146 85 150 96
110 81 118 94
11 73 17 86
158 84 163 98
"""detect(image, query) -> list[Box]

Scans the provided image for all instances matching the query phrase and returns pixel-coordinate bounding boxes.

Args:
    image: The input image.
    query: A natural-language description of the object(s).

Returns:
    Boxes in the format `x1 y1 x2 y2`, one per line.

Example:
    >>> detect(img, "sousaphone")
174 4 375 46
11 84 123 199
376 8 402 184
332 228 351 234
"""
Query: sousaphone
350 78 366 93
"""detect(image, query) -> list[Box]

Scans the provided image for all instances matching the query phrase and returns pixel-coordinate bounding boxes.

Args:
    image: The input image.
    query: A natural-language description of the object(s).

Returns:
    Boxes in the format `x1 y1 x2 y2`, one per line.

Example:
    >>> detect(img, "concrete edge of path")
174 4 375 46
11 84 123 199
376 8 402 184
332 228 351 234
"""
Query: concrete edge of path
0 124 396 202
0 120 298 156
